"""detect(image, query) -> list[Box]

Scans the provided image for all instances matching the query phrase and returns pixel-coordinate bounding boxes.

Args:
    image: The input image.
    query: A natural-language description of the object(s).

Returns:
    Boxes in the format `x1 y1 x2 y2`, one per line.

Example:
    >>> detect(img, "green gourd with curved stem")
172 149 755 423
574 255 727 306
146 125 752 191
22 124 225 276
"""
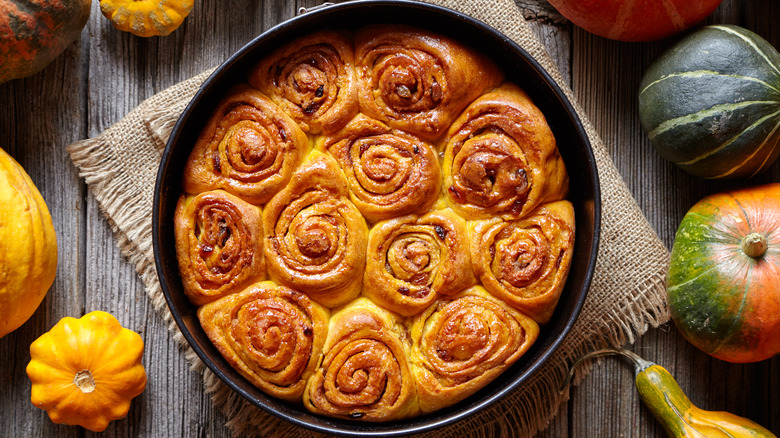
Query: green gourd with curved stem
561 348 776 437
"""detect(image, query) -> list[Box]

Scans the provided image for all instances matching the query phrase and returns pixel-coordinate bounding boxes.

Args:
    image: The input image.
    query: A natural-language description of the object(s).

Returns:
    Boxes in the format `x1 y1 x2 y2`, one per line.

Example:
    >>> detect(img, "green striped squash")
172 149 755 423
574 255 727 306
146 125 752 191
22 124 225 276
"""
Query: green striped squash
639 25 780 179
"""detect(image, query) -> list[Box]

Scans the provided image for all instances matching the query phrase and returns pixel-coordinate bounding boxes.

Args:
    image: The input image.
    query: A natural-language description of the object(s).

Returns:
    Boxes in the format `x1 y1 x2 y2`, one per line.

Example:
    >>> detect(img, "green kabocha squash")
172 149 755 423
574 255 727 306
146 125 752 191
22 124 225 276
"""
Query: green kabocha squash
668 183 780 363
638 25 780 179
0 0 91 84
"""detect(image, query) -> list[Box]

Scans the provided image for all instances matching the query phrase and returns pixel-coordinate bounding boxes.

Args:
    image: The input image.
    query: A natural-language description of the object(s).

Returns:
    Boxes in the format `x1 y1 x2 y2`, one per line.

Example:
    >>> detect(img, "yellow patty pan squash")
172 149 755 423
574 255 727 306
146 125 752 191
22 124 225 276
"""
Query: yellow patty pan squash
100 0 194 37
0 147 58 338
26 311 148 432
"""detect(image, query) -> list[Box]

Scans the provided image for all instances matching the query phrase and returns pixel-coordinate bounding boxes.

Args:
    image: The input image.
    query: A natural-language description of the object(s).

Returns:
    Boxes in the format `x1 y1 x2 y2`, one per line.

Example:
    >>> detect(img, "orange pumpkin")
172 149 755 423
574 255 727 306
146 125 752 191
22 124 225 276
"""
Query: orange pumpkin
667 183 780 363
0 0 91 84
546 0 723 42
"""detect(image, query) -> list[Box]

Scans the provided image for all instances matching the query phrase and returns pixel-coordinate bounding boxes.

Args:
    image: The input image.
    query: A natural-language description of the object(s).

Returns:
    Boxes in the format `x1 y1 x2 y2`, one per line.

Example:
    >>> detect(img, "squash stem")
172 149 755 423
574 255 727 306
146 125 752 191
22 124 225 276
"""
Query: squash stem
559 347 654 393
741 232 768 258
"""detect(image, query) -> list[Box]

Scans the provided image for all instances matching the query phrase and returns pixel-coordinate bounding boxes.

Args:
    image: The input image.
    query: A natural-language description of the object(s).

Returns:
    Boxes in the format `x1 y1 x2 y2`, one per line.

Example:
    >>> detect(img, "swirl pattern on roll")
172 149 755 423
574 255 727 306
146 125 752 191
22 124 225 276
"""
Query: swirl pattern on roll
442 83 569 220
304 298 419 421
355 24 503 141
249 30 358 135
174 190 266 305
321 114 441 223
182 85 310 205
262 151 368 307
470 200 576 323
363 209 476 316
409 286 539 413
197 281 329 401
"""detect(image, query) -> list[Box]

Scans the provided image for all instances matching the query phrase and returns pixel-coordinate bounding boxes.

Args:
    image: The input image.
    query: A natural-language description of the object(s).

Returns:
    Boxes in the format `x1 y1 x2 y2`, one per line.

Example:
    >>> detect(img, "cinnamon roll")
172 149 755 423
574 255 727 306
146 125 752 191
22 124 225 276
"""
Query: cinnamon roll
174 190 266 306
303 297 419 421
409 286 539 413
182 85 310 205
355 24 503 141
320 114 441 223
442 83 569 220
363 209 476 316
249 30 358 135
469 200 576 323
262 151 368 308
197 281 329 402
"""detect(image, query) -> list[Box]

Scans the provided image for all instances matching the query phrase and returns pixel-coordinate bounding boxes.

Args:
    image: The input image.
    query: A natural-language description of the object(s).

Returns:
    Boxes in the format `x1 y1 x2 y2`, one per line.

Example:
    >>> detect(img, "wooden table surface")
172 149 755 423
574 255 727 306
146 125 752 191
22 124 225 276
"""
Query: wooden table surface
1 0 778 436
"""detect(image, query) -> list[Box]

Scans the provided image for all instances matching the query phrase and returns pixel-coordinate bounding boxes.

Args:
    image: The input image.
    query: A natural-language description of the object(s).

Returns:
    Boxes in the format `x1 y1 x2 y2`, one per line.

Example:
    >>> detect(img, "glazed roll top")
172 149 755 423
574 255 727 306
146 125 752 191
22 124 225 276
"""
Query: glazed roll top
249 30 359 135
262 151 368 308
304 297 419 421
174 190 266 305
470 200 576 323
442 83 569 220
355 24 504 142
320 114 441 223
363 209 476 316
182 85 310 205
197 281 330 402
409 286 539 413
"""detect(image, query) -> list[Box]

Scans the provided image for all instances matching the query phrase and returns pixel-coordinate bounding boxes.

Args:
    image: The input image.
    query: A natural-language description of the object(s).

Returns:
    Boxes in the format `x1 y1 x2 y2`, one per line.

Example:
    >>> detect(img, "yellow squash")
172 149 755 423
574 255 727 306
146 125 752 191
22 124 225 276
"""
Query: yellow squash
561 348 776 437
0 147 58 338
100 0 194 37
26 311 147 432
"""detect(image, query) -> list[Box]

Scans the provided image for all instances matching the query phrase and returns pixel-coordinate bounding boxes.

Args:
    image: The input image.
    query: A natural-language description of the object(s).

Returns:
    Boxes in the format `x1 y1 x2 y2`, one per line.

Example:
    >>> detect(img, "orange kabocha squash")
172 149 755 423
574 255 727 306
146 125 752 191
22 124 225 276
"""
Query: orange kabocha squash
546 0 722 42
667 183 780 363
100 0 193 37
0 0 91 84
26 311 147 432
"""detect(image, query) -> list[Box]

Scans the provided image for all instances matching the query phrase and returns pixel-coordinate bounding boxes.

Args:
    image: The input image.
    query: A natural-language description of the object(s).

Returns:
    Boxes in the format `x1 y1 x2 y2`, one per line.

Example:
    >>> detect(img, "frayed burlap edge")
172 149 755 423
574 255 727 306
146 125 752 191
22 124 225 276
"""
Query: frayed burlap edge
67 0 671 437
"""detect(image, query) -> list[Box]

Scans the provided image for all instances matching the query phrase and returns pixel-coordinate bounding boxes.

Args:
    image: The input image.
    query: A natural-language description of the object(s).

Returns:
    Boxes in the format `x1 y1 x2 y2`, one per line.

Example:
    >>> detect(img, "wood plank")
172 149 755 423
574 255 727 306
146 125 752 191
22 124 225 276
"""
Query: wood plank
0 20 87 436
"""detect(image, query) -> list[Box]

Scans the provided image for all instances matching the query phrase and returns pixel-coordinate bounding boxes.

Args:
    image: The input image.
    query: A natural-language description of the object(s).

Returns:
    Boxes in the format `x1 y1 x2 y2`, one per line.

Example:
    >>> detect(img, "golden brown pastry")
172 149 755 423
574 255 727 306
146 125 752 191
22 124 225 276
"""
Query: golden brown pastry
362 209 476 316
409 286 539 413
249 30 359 135
174 190 266 305
469 200 575 323
262 151 368 308
319 114 441 223
354 24 503 142
441 83 569 220
303 297 419 421
182 85 310 205
197 281 329 402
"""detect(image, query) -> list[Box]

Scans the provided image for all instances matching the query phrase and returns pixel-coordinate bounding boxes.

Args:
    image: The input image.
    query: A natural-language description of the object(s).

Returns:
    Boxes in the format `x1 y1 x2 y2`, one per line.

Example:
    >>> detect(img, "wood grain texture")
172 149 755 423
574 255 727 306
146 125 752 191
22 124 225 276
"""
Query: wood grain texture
0 0 777 436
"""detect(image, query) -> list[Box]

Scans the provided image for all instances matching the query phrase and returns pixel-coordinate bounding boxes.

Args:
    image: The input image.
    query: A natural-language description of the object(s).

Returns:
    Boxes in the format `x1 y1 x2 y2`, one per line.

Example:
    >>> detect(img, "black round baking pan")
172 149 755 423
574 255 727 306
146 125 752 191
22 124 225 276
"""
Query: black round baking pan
152 0 601 435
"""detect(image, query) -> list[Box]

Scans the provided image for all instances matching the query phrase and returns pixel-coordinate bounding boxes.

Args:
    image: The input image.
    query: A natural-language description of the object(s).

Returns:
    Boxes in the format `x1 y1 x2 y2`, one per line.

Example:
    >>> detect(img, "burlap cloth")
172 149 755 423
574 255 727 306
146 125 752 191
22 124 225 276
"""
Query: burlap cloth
67 0 670 436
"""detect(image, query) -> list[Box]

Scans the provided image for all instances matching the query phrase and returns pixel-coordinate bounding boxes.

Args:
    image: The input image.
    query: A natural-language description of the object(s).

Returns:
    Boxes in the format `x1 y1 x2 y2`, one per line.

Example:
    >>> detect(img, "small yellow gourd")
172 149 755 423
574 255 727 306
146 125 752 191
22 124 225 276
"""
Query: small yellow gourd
99 0 194 37
0 147 58 338
26 311 148 432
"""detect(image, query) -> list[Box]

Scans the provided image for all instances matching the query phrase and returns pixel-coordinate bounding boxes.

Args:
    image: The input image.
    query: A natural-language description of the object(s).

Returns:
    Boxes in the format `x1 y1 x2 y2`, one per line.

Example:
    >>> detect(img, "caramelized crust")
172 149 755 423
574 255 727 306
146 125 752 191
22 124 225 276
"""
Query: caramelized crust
355 24 503 142
363 209 476 316
303 298 419 421
182 85 310 205
442 83 569 220
409 286 539 413
320 114 441 223
174 190 266 305
249 30 359 135
198 281 329 401
470 200 576 323
262 152 368 308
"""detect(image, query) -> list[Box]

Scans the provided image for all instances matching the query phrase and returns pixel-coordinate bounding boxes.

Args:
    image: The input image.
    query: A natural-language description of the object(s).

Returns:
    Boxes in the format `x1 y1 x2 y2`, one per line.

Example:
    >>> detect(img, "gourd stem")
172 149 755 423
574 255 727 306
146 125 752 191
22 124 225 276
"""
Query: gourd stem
74 370 96 393
741 232 768 258
559 348 654 393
